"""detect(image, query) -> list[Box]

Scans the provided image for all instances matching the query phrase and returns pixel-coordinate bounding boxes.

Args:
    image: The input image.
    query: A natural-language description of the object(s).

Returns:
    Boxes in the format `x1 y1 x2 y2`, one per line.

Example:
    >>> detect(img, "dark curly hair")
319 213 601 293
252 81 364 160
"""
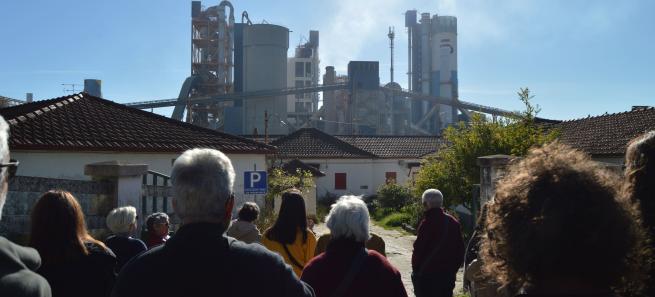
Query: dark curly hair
623 131 655 295
480 142 649 293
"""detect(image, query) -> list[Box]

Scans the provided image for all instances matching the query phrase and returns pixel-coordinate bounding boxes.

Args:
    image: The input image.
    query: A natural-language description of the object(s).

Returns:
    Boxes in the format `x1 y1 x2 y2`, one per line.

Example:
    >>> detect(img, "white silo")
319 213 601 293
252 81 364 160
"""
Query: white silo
242 24 289 135
430 15 457 129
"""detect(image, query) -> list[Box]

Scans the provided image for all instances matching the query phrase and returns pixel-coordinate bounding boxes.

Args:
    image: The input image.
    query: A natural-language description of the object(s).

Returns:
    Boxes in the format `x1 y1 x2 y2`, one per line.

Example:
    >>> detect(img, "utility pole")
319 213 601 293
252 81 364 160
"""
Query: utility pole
388 26 395 83
264 110 269 144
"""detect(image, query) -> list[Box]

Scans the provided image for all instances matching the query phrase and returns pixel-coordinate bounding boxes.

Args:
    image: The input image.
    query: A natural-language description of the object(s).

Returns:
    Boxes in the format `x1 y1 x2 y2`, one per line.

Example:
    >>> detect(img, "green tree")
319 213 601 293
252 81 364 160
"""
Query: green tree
413 88 559 208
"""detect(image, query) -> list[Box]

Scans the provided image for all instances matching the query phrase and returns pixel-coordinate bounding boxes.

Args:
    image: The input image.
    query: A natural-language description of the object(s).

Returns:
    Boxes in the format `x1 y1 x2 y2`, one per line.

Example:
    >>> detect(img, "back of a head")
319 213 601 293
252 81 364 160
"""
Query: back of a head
624 131 655 233
481 142 646 290
422 189 443 209
267 190 308 244
106 206 137 235
326 195 370 242
238 202 260 222
171 148 235 222
30 190 92 263
0 116 9 220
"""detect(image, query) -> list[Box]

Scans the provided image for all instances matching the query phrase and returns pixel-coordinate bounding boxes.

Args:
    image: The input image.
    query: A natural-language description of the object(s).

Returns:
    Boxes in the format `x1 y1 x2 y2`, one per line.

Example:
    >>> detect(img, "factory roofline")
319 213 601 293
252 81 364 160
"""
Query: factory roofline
0 93 276 154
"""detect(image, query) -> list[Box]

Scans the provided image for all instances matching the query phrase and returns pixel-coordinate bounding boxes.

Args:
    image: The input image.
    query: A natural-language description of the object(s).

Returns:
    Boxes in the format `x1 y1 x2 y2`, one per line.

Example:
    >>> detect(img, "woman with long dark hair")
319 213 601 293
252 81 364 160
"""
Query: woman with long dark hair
262 190 317 276
30 190 117 297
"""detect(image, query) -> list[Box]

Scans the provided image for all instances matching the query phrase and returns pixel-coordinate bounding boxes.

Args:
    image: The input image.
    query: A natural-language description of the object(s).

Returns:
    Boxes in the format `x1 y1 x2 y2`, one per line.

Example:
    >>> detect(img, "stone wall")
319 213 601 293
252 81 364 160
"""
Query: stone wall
1 176 114 244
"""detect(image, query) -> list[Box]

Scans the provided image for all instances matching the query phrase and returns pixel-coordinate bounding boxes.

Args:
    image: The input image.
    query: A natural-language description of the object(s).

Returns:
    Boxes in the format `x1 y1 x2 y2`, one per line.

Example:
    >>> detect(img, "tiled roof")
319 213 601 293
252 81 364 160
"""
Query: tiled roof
557 107 655 156
271 128 441 159
0 93 275 154
271 128 376 159
336 135 441 158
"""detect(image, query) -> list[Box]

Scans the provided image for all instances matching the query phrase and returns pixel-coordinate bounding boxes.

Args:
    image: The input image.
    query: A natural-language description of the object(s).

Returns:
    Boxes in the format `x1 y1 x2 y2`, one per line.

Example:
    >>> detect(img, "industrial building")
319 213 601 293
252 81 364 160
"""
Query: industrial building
124 4 517 138
287 31 320 128
406 10 459 134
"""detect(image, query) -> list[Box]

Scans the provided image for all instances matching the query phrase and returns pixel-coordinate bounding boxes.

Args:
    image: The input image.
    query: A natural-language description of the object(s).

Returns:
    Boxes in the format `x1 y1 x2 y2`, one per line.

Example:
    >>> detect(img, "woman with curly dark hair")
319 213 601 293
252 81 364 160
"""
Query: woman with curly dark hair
623 130 655 296
480 142 649 297
30 190 117 297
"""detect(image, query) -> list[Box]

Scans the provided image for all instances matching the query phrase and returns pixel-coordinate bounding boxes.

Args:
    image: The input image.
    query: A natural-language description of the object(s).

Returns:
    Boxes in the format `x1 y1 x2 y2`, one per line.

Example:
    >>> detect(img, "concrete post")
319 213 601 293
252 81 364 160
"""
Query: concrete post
476 155 516 208
84 161 148 216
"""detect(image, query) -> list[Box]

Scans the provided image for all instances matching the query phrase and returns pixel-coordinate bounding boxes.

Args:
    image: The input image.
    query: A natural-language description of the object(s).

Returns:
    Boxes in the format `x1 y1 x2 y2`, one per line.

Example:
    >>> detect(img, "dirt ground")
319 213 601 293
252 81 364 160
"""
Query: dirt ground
314 223 464 297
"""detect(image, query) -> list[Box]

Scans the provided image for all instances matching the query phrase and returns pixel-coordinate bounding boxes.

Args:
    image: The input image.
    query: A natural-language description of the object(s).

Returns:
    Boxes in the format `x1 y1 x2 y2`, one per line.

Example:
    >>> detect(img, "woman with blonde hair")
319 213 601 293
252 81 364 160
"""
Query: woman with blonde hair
105 206 147 272
30 190 116 297
262 190 317 276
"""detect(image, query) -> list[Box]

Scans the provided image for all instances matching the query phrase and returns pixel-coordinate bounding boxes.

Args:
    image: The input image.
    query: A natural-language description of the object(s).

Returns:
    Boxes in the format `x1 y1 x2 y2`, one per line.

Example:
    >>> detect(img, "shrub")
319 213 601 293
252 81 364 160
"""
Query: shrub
377 182 413 210
379 212 414 228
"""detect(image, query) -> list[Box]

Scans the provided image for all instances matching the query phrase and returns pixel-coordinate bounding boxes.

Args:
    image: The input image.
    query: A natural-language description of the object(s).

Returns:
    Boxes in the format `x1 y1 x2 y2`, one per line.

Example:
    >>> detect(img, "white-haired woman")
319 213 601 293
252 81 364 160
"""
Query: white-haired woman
301 196 408 297
105 206 147 272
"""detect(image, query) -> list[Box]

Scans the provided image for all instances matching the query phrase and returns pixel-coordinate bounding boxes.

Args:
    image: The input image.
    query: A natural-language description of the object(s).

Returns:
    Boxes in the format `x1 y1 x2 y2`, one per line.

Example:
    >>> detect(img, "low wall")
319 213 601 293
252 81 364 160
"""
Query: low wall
1 176 115 244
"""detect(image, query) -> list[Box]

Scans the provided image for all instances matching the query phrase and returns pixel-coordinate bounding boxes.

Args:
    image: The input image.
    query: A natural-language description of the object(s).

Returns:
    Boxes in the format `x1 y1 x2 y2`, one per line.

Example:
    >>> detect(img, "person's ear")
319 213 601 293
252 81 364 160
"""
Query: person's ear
224 194 235 222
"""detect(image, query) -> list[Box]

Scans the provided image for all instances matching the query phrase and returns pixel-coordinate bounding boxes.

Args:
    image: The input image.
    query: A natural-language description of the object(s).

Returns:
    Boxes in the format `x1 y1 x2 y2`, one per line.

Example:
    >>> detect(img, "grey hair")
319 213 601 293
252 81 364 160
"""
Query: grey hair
422 189 444 209
326 195 371 242
171 148 235 221
0 116 9 221
106 206 137 235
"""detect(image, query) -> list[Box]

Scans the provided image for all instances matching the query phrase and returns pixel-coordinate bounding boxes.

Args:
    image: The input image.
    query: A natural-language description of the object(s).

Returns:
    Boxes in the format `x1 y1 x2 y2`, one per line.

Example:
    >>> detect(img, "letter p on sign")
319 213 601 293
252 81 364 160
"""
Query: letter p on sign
244 171 267 194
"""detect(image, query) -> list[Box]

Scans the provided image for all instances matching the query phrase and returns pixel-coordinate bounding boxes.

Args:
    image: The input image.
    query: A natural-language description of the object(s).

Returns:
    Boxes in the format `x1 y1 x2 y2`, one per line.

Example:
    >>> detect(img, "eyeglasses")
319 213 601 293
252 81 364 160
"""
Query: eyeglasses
0 159 19 179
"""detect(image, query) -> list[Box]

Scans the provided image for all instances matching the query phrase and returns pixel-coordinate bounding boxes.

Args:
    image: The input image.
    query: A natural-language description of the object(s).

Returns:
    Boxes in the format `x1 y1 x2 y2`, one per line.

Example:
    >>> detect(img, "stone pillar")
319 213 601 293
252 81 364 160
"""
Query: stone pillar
84 161 148 218
477 155 516 208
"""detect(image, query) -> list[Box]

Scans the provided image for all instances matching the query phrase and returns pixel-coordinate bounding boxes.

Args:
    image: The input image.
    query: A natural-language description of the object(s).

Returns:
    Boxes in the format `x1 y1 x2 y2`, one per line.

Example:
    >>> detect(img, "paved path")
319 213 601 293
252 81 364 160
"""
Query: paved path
314 223 464 297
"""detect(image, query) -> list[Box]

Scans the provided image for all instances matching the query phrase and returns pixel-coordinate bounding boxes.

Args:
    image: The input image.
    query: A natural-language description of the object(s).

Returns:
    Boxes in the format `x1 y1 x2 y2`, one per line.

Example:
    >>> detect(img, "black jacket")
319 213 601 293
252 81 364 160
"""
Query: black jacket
38 241 116 297
105 235 147 272
0 236 51 297
111 222 315 297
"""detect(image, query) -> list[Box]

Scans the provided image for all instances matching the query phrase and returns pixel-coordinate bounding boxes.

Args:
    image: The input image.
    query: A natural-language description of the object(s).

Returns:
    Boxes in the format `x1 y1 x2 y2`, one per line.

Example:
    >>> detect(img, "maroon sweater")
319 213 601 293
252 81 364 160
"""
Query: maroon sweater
301 238 408 297
411 208 465 276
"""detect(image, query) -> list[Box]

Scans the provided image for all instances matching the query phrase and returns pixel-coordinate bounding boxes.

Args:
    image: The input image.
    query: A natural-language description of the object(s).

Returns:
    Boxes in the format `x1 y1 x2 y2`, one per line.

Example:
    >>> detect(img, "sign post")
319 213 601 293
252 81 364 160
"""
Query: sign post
244 171 267 194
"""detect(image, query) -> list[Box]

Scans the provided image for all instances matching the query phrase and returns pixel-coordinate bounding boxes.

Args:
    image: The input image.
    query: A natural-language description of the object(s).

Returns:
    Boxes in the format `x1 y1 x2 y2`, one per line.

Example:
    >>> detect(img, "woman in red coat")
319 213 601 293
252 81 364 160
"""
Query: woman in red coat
301 195 407 297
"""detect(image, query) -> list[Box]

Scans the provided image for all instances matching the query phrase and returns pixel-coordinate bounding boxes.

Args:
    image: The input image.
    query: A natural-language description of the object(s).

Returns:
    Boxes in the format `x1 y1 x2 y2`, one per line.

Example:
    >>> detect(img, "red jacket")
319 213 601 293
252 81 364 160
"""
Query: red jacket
301 238 408 297
411 207 465 276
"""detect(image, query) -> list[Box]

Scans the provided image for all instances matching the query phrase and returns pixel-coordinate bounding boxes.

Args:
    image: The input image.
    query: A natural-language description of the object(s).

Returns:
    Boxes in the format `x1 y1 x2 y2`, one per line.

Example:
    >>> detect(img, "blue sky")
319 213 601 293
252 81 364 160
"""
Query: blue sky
1 0 653 120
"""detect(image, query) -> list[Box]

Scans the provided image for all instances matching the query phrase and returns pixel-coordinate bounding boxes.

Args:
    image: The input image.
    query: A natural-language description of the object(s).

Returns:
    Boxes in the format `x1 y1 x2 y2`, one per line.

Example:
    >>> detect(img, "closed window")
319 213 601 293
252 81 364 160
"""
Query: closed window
335 173 347 190
385 172 397 183
295 62 304 77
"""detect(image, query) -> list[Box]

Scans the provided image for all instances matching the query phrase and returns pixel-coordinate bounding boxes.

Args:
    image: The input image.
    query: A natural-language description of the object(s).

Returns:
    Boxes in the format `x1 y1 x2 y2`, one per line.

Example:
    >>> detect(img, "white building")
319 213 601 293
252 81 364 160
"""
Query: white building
0 93 275 210
286 30 320 128
271 128 441 198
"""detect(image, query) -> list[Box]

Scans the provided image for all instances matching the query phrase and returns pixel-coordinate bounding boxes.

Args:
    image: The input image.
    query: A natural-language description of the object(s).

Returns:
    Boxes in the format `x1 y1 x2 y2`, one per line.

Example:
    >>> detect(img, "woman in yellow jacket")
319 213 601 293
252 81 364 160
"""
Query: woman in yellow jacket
262 190 317 277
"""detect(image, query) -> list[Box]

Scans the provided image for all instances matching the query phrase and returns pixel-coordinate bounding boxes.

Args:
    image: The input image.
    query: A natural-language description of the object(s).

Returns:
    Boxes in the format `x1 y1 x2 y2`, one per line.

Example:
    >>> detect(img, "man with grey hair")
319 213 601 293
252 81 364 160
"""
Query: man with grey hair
411 189 464 297
0 116 52 296
112 148 314 297
301 196 407 297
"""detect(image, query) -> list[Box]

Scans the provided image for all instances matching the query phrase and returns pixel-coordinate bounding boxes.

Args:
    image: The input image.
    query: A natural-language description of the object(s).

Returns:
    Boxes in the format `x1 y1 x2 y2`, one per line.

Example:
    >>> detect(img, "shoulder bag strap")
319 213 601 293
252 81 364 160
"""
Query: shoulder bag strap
418 214 450 276
330 248 368 297
282 243 305 270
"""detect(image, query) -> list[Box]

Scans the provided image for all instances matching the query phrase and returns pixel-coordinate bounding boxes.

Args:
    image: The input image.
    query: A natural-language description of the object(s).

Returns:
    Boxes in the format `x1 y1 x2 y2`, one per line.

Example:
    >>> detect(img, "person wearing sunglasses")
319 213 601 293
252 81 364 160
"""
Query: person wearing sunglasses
0 115 52 296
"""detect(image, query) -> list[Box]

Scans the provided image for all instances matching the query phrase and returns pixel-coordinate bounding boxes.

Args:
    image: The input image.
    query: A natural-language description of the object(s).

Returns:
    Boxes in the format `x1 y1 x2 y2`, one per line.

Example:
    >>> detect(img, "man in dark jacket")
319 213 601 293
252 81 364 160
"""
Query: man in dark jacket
411 189 464 297
0 116 51 297
112 148 314 297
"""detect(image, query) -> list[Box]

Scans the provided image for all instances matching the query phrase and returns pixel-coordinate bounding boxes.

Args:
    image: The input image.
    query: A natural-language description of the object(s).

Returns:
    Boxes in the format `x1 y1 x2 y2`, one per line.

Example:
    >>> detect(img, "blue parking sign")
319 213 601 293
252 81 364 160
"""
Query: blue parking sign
244 171 267 194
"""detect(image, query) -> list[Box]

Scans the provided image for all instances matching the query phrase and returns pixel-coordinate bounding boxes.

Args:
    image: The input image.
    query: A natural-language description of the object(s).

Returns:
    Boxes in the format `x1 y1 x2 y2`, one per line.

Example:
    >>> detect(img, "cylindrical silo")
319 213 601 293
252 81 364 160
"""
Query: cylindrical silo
242 24 289 135
431 15 457 129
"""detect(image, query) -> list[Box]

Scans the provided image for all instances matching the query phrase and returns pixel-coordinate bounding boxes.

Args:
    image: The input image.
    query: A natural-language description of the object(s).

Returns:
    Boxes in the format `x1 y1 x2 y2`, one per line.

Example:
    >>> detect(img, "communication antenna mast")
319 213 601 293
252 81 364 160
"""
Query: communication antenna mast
388 26 395 83
61 83 81 94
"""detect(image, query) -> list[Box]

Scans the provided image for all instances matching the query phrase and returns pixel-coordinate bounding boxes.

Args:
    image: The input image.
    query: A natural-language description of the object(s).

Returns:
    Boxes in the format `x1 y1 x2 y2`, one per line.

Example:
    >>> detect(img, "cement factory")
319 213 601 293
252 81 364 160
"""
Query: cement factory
53 1 516 136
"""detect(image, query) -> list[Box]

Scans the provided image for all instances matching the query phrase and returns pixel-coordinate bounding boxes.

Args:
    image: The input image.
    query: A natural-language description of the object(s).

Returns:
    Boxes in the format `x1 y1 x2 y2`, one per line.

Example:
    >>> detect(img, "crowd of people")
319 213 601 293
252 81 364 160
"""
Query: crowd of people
0 111 653 297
